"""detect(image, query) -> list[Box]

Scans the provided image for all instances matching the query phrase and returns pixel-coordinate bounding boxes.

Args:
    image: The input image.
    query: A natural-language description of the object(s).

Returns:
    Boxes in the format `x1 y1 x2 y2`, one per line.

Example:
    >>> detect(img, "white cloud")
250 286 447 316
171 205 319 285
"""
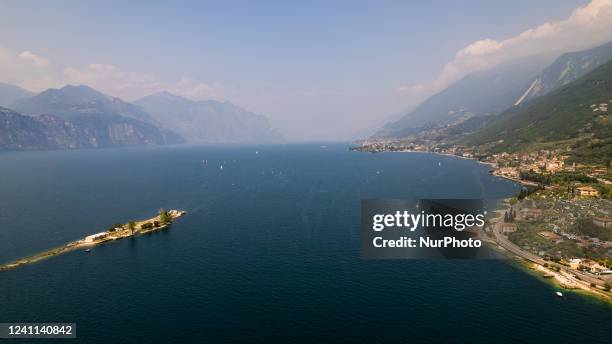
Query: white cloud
398 0 612 95
0 45 223 101
166 77 223 100
18 50 49 67
59 64 225 100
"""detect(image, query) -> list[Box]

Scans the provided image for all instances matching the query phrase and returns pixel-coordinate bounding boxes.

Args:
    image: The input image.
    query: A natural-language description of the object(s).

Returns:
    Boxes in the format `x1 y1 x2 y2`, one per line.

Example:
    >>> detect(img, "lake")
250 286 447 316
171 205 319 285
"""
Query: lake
0 143 609 343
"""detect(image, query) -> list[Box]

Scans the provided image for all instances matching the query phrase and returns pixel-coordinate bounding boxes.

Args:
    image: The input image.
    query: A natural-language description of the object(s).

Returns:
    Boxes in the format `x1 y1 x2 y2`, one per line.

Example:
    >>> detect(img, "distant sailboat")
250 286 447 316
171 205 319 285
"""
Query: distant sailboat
220 165 223 170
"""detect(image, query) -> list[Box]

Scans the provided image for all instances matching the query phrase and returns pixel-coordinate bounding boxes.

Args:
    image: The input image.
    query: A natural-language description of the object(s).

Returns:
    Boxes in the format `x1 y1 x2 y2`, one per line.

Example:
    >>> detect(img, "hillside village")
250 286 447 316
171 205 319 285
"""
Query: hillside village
354 138 612 294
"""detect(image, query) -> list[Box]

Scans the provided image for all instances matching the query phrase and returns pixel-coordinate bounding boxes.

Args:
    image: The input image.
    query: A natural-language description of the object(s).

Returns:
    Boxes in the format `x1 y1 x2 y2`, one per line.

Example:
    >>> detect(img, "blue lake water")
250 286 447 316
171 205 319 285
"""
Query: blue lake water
0 143 610 343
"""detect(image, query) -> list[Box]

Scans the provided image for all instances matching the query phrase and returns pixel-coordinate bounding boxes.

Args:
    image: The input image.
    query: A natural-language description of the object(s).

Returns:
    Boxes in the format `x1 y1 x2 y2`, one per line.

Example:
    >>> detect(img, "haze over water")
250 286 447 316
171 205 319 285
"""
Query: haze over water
0 144 610 343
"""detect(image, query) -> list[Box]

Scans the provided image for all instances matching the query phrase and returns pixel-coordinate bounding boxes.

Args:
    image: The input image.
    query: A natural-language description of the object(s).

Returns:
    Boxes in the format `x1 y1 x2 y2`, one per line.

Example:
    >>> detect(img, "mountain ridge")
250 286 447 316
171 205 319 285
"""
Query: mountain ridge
135 92 283 143
373 54 553 139
0 106 182 150
0 83 34 109
514 40 612 106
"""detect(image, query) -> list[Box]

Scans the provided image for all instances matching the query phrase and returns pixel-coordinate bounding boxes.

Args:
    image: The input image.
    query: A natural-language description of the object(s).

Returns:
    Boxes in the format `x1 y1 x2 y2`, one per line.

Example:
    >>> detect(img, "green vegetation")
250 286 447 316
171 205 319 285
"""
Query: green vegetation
141 222 153 230
573 217 612 241
508 219 586 259
128 221 136 234
519 171 597 185
517 185 543 200
594 258 612 269
568 136 612 165
593 183 612 200
464 59 612 162
159 208 170 224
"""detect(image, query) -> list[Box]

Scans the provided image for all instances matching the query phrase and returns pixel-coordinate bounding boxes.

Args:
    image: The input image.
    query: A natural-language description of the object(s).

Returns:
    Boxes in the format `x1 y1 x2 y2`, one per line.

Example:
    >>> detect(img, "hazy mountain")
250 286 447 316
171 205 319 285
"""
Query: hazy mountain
373 54 553 139
14 85 156 124
515 40 612 106
135 91 283 143
465 58 612 163
0 83 34 109
0 106 182 150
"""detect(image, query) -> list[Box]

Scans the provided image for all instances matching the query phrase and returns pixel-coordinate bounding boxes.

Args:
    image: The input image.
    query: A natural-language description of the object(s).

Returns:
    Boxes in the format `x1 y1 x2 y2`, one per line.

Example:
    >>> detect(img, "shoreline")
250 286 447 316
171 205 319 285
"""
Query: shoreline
362 148 612 303
486 196 612 302
355 146 542 188
0 209 186 272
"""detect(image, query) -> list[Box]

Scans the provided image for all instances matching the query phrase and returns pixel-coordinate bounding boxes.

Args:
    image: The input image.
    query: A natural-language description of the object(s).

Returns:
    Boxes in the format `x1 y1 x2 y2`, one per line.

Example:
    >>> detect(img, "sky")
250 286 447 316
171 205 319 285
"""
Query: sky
1 0 612 141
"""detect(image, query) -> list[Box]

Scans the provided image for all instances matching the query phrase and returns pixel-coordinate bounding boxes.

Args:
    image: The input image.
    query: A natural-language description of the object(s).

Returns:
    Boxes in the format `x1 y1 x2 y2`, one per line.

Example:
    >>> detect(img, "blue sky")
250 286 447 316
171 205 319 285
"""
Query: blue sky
3 0 611 140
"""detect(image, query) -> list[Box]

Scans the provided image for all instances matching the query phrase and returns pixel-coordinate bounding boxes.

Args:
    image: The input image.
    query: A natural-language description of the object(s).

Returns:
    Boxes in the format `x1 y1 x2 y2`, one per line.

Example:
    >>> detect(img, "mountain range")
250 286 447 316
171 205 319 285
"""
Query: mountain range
0 85 282 151
374 40 612 142
373 54 554 138
135 92 282 143
514 40 612 106
0 106 179 150
0 83 34 109
463 57 612 164
372 40 612 164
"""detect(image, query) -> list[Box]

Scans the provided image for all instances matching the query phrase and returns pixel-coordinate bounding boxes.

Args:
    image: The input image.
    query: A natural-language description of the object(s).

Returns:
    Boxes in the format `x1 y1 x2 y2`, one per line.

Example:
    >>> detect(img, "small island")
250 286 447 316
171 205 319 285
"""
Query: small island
0 209 186 272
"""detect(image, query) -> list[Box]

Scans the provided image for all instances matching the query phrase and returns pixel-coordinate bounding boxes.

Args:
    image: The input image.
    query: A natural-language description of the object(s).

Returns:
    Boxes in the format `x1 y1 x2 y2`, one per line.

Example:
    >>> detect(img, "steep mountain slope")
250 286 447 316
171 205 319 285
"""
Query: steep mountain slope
374 54 552 138
515 40 612 105
135 92 283 143
465 59 612 162
0 107 181 150
0 83 34 108
14 85 156 124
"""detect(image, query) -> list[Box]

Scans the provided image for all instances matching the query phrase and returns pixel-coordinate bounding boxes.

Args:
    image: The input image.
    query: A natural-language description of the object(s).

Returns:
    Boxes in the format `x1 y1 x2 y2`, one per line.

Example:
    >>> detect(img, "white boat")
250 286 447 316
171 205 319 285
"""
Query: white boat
556 291 563 297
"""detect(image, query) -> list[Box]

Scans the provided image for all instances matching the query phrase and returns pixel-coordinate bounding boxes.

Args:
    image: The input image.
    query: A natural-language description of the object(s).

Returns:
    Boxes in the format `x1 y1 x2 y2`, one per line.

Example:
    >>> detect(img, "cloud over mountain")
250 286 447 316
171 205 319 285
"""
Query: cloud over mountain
0 47 223 102
400 0 612 96
18 50 49 67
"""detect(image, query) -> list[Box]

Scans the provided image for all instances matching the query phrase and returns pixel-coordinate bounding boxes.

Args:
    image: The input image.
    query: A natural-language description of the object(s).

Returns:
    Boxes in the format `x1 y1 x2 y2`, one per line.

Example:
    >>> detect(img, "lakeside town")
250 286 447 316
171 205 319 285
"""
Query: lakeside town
353 140 612 300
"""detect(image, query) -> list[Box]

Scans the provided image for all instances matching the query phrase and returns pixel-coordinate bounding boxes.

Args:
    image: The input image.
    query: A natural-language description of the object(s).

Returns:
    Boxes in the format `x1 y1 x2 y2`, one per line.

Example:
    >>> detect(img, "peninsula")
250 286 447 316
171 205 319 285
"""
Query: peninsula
0 209 186 272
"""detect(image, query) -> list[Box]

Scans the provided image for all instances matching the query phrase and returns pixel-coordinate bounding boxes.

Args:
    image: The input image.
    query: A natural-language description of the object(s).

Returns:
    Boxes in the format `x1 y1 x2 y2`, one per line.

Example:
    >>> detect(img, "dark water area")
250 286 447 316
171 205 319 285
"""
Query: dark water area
0 143 609 343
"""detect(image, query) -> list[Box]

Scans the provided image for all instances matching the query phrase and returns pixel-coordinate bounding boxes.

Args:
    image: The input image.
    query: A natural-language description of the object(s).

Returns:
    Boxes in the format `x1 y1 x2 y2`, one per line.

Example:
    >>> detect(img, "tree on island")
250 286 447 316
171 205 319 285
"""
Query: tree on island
159 208 170 224
128 221 136 234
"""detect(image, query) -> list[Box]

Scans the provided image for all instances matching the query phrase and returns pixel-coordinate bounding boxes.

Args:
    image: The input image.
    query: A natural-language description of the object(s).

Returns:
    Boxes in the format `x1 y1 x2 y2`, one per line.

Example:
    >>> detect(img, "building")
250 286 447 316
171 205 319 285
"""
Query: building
593 217 612 228
85 232 108 243
519 208 542 220
500 222 517 234
545 160 564 172
576 186 599 198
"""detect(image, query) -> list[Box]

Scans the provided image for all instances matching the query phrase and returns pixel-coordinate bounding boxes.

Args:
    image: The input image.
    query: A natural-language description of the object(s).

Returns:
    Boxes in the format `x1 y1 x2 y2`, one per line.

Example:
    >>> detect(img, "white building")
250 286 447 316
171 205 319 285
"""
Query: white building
85 232 108 243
